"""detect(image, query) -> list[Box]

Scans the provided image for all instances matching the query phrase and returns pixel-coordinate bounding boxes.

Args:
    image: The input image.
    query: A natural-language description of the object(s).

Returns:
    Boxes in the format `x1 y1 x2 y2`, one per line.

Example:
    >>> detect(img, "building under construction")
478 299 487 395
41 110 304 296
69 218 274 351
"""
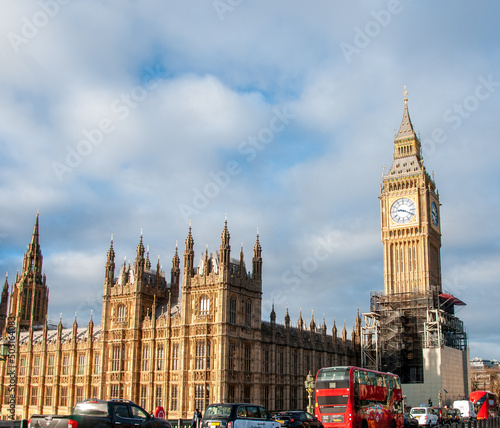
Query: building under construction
361 288 468 405
367 91 470 407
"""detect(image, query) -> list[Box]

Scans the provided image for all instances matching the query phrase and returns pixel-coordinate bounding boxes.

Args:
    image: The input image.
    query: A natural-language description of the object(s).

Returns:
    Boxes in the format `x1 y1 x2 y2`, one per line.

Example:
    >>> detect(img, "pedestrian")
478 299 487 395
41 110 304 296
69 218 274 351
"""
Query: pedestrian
192 408 202 428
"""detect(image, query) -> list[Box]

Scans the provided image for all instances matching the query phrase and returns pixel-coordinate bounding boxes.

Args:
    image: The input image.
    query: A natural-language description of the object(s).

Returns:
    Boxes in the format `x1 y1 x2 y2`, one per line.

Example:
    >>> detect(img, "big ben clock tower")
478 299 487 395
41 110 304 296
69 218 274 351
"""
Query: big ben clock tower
380 87 442 297
362 88 469 406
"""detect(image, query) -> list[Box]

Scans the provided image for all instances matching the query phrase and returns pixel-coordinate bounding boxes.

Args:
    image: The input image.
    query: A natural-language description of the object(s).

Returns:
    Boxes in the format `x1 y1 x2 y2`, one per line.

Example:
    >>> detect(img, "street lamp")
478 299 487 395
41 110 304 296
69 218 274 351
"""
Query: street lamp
0 342 10 361
304 371 314 414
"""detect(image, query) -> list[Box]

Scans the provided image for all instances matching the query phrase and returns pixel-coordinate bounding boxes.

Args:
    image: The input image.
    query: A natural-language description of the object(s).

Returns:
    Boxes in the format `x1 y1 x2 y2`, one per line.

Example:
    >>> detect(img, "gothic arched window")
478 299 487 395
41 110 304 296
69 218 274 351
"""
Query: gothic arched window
229 297 237 324
117 304 126 322
245 300 252 327
200 295 210 316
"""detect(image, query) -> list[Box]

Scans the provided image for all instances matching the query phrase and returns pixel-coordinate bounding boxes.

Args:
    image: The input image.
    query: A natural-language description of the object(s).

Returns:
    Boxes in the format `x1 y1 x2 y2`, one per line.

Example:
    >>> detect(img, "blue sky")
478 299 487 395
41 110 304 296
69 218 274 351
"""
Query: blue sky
1 1 499 360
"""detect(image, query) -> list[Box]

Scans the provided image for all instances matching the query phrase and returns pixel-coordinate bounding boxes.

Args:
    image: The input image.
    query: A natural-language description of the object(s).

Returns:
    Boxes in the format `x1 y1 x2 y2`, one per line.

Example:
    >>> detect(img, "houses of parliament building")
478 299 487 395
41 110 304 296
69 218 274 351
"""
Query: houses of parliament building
0 214 361 420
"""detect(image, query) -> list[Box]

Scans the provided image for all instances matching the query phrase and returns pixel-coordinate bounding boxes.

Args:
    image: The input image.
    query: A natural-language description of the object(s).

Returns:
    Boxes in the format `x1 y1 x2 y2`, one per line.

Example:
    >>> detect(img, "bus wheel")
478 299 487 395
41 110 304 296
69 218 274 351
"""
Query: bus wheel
362 420 368 428
391 419 396 428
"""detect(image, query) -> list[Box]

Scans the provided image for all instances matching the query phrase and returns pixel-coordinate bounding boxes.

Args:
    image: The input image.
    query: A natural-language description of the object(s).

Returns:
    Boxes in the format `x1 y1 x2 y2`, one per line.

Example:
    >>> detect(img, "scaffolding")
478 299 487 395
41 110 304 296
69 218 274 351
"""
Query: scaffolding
361 289 467 384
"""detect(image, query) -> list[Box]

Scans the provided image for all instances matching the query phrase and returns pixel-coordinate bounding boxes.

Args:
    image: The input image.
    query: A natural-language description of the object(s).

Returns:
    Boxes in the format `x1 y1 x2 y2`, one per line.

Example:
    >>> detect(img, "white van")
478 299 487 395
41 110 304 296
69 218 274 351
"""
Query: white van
453 400 476 421
409 407 438 426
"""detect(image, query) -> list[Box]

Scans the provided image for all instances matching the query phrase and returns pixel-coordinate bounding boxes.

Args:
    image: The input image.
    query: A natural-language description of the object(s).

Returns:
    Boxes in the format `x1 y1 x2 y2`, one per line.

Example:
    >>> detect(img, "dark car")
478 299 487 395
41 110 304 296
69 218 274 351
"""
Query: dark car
201 403 280 428
446 409 462 424
431 407 448 425
272 411 323 428
403 413 419 428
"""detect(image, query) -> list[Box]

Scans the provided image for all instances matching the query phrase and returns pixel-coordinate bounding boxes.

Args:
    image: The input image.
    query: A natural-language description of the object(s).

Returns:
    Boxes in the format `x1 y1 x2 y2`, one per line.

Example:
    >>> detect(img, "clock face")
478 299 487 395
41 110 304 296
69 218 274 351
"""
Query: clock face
390 198 416 224
431 200 439 227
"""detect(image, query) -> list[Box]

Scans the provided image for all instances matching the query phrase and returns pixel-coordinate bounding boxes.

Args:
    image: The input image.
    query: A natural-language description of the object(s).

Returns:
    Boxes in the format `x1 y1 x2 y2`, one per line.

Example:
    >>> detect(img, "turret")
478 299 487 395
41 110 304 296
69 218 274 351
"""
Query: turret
170 246 180 305
8 212 48 330
88 311 94 338
104 236 115 291
134 232 146 288
120 257 128 285
252 230 262 281
203 247 210 276
183 224 195 279
310 311 316 345
155 256 162 288
219 217 231 271
145 246 151 273
309 311 316 331
238 244 246 278
354 308 361 346
284 305 290 329
72 312 78 345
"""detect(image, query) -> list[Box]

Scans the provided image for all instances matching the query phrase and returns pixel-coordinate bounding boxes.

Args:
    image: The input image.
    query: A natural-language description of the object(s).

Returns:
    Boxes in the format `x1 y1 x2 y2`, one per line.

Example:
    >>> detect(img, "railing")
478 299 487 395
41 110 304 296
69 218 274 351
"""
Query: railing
446 418 500 428
0 421 28 428
168 418 193 428
0 417 194 428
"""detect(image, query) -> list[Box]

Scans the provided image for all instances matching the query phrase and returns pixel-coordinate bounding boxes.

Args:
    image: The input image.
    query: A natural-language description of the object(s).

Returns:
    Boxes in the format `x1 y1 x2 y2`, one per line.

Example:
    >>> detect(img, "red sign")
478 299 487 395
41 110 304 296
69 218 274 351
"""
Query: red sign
154 406 165 419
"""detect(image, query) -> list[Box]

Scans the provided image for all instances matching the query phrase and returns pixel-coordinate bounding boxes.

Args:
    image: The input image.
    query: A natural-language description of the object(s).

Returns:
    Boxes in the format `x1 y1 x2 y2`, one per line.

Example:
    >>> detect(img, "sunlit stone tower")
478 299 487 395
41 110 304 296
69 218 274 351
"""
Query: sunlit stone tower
362 88 469 408
7 212 49 331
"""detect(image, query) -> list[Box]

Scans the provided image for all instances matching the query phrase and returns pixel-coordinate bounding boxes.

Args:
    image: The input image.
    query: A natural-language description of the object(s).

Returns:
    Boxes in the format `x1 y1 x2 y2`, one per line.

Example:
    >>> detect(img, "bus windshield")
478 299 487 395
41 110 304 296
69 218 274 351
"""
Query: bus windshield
316 367 350 389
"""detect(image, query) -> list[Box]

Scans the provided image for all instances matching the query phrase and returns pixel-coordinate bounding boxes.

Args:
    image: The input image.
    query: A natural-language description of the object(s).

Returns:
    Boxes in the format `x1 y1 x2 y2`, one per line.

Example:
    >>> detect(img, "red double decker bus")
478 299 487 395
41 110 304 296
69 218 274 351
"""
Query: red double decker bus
469 390 498 420
314 366 404 428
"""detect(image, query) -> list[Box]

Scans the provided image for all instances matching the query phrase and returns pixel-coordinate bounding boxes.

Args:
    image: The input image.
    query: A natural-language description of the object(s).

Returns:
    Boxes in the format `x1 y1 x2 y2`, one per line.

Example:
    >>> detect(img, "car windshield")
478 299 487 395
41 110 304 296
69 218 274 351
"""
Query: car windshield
205 405 232 418
411 409 426 415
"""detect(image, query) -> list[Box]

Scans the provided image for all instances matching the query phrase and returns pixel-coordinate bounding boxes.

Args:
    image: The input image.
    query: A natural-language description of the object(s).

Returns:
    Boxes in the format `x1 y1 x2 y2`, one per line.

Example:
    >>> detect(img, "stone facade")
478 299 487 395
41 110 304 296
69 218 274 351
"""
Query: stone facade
0 216 361 420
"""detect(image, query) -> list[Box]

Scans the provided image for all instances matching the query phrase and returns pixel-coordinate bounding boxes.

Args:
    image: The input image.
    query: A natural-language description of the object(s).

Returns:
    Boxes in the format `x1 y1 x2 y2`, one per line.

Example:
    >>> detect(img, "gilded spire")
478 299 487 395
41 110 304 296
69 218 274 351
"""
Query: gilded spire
396 85 416 141
387 86 423 170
